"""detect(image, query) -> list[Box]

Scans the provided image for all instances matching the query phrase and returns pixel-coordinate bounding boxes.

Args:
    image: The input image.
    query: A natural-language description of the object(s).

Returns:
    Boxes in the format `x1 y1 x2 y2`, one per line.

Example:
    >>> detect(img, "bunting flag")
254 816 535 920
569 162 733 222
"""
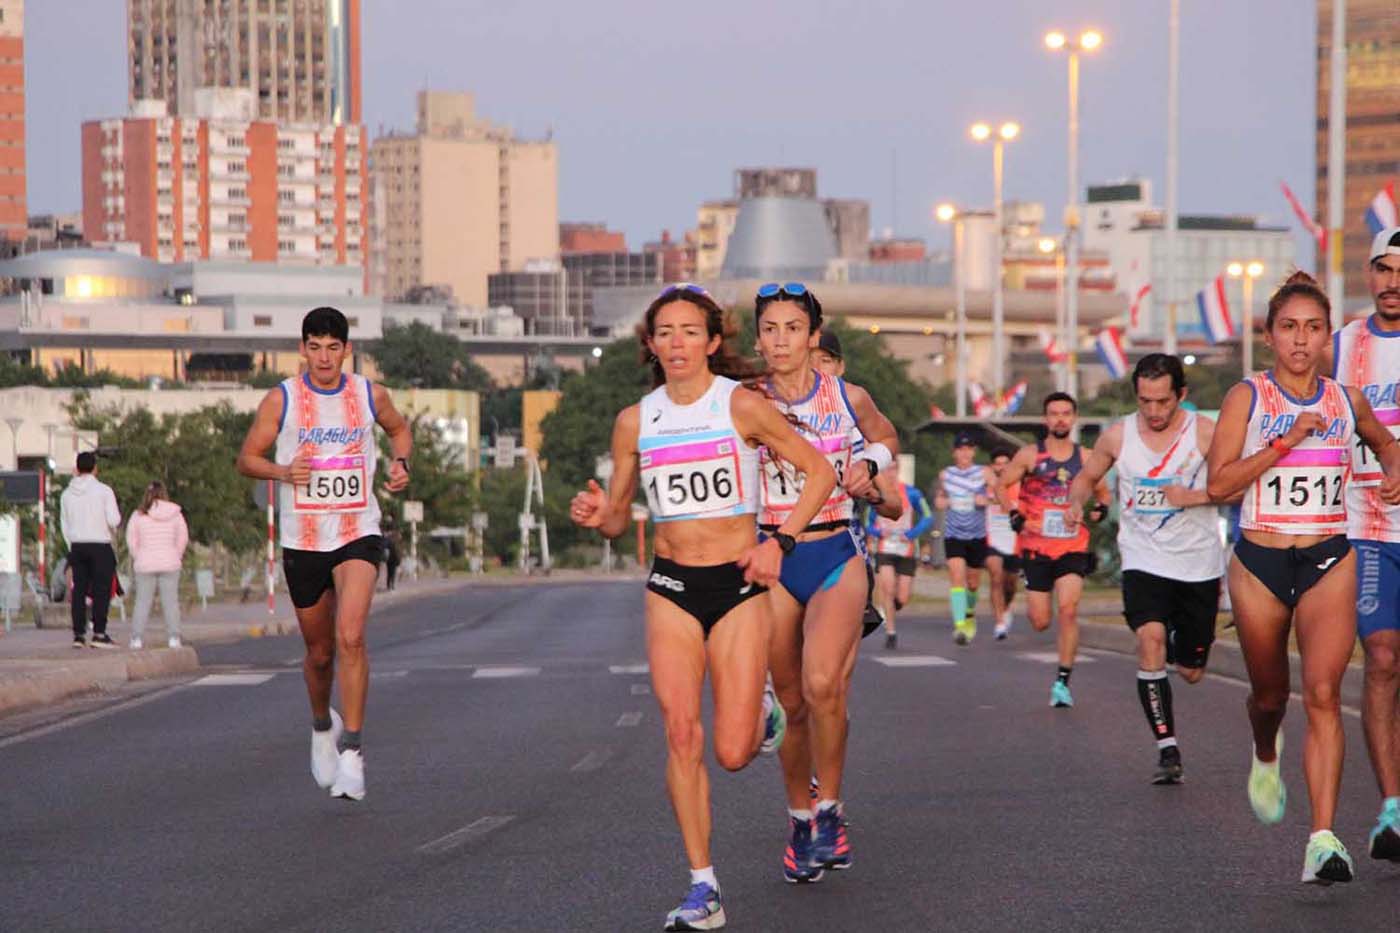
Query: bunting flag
998 380 1028 416
968 382 996 418
1037 327 1068 364
1095 327 1129 379
928 403 947 420
1365 181 1399 235
1280 179 1326 249
1195 275 1234 344
1128 283 1151 330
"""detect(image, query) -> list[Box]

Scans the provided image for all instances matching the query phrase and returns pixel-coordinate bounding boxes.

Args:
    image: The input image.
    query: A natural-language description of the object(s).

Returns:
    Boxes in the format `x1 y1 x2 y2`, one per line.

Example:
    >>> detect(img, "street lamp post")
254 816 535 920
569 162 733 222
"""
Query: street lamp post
1228 261 1265 376
3 416 21 471
936 203 968 416
1045 27 1102 398
971 120 1019 397
1039 236 1067 390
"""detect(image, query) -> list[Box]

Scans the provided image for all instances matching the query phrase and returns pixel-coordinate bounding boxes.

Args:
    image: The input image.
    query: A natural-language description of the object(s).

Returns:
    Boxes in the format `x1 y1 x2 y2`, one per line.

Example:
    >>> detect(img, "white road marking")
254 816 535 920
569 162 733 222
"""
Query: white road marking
616 712 644 727
0 682 192 750
610 664 649 675
870 655 957 668
1204 672 1360 720
193 673 276 686
472 666 541 679
416 816 517 855
570 749 612 772
370 670 408 680
630 684 651 696
1017 652 1097 665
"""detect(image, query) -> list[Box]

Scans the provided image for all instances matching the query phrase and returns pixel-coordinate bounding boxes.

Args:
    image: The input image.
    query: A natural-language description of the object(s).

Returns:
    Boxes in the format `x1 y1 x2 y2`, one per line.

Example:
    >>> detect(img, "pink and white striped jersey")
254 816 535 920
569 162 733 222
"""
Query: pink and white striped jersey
1239 372 1355 537
1334 317 1400 543
275 372 382 552
759 371 863 530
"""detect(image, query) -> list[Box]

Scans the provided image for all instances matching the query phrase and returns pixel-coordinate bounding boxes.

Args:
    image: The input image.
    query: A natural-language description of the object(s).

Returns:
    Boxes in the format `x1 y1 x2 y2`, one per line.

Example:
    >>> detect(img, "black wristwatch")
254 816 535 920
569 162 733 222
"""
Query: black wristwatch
773 532 797 555
865 459 878 479
395 457 411 475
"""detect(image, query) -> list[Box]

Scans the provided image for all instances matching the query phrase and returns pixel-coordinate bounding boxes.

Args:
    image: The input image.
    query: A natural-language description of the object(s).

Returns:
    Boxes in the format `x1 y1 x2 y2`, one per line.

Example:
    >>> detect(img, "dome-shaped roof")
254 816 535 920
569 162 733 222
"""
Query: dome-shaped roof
721 197 835 282
0 248 170 282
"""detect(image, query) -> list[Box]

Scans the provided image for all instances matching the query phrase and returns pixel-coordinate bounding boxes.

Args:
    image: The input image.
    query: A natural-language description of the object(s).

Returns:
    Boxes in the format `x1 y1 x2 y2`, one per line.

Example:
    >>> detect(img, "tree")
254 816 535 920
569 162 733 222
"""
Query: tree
375 415 477 536
371 322 495 392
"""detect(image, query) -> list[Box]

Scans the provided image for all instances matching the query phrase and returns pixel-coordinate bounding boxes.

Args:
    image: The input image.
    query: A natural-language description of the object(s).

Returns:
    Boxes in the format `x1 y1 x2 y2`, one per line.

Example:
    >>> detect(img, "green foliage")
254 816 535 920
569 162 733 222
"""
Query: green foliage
1080 360 1241 418
371 322 495 392
375 416 477 533
0 355 143 389
538 338 653 491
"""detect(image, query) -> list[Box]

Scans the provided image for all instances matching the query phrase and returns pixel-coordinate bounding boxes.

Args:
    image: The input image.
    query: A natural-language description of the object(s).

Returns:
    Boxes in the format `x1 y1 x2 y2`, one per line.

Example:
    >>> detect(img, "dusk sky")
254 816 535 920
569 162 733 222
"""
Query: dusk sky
27 1 1317 263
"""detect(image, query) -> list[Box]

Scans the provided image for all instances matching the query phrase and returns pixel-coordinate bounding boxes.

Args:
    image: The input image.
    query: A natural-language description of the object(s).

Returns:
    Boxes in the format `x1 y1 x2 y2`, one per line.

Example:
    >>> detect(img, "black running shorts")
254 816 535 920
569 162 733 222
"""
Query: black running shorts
646 556 767 637
944 537 988 569
1233 534 1351 610
1021 551 1095 593
282 535 384 610
1122 570 1221 669
874 553 918 577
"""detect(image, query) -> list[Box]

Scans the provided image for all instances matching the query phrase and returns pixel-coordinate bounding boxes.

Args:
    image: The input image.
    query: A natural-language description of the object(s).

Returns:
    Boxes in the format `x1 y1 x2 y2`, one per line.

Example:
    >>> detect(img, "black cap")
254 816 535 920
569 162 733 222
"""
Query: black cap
953 430 977 448
816 330 843 359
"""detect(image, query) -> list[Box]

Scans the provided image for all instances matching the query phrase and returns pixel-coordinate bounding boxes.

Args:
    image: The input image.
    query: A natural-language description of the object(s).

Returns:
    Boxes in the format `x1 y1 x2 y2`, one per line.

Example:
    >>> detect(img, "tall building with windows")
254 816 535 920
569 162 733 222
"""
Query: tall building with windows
127 0 361 125
0 0 25 241
1316 0 1400 300
81 92 365 269
369 91 558 304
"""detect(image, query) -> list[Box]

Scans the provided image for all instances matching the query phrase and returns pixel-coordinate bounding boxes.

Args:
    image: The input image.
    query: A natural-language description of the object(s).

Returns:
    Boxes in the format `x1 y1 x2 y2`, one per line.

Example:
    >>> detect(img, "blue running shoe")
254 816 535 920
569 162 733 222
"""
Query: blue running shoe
783 816 825 883
1050 681 1073 708
1369 799 1400 861
664 882 725 931
812 804 852 870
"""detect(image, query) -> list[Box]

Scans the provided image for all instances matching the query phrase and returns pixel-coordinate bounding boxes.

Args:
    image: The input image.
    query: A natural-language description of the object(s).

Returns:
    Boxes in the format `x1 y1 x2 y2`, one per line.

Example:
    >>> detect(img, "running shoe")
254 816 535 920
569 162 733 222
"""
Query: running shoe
664 882 725 931
884 631 897 650
809 776 820 803
861 601 885 639
167 636 182 649
783 816 825 883
953 619 969 646
1247 732 1286 825
964 616 977 643
1368 799 1400 861
72 637 87 649
310 709 343 789
330 747 365 801
129 637 143 650
1301 830 1354 885
1152 745 1184 785
90 633 116 649
993 621 1009 641
760 685 786 755
1050 681 1073 708
812 804 851 870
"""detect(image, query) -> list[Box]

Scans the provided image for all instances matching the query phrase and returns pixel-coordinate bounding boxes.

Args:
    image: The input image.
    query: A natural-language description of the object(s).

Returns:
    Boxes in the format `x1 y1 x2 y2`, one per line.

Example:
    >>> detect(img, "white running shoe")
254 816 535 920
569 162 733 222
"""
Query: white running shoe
129 637 143 650
310 709 343 789
167 636 182 649
330 748 365 801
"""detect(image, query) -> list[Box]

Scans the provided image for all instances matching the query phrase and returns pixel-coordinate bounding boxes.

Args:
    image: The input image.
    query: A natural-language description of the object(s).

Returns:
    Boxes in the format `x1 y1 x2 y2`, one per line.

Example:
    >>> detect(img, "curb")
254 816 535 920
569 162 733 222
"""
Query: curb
0 646 200 719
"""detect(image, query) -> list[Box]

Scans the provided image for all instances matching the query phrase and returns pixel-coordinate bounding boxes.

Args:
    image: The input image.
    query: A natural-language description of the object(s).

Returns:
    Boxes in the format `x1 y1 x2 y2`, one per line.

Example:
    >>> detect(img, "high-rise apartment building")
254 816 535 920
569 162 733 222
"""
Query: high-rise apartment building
127 0 361 125
369 91 558 304
82 92 366 268
0 0 25 241
1317 0 1399 299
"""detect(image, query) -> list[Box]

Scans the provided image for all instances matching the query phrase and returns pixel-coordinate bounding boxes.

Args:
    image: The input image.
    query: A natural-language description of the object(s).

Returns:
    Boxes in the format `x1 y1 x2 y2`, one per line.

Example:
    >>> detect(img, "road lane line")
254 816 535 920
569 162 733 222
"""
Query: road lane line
570 749 612 772
630 684 651 695
616 712 644 727
1017 652 1097 665
193 673 276 686
0 682 193 750
472 666 542 679
416 816 517 855
1204 673 1360 719
870 655 957 668
610 664 649 674
370 670 409 680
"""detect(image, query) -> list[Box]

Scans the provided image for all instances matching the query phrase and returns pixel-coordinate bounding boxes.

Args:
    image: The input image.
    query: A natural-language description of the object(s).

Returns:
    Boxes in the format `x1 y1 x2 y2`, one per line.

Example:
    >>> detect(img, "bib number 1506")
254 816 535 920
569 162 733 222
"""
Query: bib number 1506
647 465 735 517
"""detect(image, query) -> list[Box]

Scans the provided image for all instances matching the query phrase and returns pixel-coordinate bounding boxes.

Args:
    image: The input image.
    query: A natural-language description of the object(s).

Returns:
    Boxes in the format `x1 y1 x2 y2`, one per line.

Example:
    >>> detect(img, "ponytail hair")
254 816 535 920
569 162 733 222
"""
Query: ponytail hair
139 480 167 515
1265 270 1331 331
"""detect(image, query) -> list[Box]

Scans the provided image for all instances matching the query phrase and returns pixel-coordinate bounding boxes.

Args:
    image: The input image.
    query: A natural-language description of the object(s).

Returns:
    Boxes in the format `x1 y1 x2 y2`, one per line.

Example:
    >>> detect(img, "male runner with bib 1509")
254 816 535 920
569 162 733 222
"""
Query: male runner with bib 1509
237 306 411 802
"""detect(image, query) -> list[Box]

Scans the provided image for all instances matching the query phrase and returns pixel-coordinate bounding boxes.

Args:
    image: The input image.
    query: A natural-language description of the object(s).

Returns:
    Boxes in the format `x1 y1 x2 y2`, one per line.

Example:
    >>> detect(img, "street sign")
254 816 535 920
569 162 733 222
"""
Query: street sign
494 434 517 469
470 511 489 531
0 514 17 574
402 500 424 523
517 512 535 533
0 471 41 504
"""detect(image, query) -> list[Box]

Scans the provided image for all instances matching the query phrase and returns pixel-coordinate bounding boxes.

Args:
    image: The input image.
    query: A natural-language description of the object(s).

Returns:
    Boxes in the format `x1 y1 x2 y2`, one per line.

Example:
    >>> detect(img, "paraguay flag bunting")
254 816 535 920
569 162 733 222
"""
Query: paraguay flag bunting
1279 179 1326 249
1196 276 1234 344
1365 181 1399 235
998 380 1028 415
1095 327 1128 379
1037 327 1068 363
1128 283 1151 330
968 382 996 418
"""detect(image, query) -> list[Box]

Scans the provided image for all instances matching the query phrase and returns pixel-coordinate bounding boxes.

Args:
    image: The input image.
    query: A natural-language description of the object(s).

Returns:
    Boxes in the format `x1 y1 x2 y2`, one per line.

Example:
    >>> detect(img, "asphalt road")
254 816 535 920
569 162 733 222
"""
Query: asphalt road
2 579 1399 932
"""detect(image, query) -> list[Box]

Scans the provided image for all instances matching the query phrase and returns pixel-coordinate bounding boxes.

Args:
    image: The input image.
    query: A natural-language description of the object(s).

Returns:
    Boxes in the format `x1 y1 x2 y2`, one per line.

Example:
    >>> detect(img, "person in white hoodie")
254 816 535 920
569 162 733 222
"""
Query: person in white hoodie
60 452 122 648
125 480 189 649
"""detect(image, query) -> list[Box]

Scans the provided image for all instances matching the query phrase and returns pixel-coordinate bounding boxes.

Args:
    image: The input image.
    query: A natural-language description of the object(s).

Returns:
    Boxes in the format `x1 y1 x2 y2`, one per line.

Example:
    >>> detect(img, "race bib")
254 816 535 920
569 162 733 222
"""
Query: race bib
1351 408 1400 487
293 455 368 514
1131 477 1174 516
642 441 741 520
1040 507 1075 539
1255 463 1345 527
762 449 848 509
949 494 976 513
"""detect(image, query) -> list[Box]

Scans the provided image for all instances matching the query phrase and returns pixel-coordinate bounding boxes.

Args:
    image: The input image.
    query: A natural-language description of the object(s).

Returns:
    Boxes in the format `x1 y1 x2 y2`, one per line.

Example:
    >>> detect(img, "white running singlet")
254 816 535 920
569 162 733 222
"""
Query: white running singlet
759 371 863 529
276 372 382 552
1239 373 1355 537
1115 411 1222 581
638 376 761 524
1334 317 1400 543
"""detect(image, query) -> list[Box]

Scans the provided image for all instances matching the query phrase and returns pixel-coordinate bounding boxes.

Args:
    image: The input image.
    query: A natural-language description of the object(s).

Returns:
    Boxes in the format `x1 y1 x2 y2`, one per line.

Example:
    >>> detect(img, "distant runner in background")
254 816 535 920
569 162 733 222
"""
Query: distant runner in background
984 448 1022 640
936 432 989 646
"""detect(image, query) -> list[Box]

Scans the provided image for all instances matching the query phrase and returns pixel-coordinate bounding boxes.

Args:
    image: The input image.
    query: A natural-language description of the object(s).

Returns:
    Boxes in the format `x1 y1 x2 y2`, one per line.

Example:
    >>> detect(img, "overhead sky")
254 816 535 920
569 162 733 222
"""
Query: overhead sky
27 0 1317 265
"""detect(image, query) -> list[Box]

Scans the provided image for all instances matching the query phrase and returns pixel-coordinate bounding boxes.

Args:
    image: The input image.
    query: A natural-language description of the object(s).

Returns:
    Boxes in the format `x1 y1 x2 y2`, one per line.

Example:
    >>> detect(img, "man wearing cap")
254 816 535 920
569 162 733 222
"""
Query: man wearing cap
935 432 990 646
1332 226 1400 860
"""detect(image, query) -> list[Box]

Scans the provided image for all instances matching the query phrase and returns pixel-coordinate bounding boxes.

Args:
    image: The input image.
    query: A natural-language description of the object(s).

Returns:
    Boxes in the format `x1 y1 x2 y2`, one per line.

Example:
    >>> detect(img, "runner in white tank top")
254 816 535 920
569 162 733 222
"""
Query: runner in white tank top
1207 272 1400 884
237 307 413 803
1071 354 1224 785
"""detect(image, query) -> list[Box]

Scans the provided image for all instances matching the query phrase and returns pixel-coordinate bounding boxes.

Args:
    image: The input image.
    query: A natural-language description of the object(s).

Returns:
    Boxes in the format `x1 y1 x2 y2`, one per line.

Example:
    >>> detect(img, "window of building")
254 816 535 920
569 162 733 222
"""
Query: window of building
253 315 272 327
229 187 247 201
227 161 247 175
279 240 296 253
228 238 248 251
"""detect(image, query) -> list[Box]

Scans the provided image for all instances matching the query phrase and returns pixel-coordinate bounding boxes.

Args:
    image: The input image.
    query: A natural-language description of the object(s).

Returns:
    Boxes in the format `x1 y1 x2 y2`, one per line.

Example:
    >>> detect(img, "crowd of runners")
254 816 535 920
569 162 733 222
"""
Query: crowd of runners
232 225 1400 930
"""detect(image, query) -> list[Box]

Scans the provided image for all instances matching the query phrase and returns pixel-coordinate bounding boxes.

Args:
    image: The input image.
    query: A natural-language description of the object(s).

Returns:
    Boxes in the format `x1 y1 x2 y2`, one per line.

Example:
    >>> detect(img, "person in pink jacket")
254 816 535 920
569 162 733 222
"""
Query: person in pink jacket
125 481 189 649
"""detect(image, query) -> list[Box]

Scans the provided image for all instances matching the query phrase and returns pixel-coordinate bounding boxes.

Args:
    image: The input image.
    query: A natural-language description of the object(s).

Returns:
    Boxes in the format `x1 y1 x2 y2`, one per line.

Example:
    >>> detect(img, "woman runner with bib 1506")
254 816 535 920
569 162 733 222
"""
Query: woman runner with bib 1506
1207 272 1400 885
570 284 834 932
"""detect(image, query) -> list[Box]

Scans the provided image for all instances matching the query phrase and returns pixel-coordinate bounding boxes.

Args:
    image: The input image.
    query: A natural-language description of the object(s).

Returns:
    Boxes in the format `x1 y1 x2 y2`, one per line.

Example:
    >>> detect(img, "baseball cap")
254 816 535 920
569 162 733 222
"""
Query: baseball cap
1369 226 1400 263
953 430 977 448
816 330 843 359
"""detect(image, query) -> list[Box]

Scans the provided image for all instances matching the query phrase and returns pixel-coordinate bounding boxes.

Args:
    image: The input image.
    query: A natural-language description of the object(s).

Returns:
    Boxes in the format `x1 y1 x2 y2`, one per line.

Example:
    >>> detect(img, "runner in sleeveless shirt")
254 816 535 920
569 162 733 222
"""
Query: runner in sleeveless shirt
1208 271 1400 885
236 307 412 802
985 448 1022 640
937 432 989 646
753 283 902 883
570 284 835 930
868 479 933 649
1330 227 1400 861
1070 354 1227 784
996 393 1110 708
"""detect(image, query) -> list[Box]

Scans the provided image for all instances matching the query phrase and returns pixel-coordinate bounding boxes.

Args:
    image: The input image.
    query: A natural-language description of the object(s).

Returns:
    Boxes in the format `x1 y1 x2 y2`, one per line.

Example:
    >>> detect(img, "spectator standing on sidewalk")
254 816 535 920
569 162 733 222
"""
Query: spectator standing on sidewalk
125 480 189 649
60 452 122 648
383 526 402 591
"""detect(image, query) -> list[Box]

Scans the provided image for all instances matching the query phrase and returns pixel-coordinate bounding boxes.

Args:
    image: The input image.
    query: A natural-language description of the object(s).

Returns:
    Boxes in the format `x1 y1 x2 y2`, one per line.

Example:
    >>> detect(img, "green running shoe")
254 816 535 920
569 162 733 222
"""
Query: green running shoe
1050 680 1073 708
1368 799 1400 861
1248 732 1286 825
760 684 786 755
1301 830 1354 885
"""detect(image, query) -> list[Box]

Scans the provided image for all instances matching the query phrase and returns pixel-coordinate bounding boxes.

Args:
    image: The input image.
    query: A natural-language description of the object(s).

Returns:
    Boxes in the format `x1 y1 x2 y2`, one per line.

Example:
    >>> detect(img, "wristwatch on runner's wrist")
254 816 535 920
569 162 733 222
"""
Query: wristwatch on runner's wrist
773 532 797 554
395 457 411 474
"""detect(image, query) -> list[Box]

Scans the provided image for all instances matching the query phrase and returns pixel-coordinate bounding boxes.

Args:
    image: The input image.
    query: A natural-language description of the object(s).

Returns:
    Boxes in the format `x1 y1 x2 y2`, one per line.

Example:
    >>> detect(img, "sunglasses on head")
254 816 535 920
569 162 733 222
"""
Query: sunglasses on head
658 282 711 299
756 282 810 301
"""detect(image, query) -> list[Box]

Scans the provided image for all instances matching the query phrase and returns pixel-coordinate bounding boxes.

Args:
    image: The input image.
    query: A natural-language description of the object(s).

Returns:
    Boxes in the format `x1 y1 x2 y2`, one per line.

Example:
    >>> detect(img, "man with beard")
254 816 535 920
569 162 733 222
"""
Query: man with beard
1069 354 1225 783
997 393 1109 708
1332 226 1400 862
